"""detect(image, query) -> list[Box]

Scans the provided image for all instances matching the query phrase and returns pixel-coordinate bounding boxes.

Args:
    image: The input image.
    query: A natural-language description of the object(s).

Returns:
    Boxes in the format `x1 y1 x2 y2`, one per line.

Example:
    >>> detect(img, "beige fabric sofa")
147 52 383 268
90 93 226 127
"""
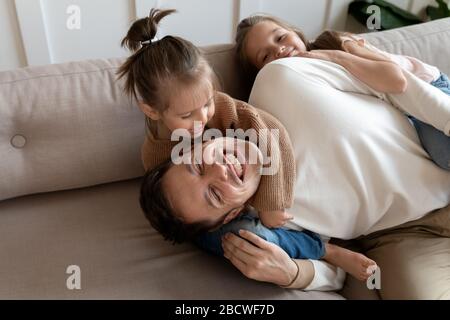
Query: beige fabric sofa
1 18 449 300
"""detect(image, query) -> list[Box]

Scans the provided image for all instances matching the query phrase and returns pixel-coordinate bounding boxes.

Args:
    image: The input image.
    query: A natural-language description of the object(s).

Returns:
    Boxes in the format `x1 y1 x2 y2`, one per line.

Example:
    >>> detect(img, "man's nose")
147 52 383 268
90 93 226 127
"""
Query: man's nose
207 162 228 182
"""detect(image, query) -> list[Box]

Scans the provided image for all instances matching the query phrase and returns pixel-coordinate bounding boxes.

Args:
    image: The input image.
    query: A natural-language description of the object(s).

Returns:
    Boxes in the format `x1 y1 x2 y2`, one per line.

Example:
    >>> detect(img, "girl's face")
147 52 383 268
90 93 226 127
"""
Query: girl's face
161 78 216 139
245 20 307 70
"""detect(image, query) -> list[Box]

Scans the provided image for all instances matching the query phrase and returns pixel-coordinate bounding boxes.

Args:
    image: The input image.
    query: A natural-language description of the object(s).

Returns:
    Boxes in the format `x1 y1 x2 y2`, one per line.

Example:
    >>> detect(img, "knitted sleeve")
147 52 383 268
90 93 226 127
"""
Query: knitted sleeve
210 92 296 211
141 134 179 171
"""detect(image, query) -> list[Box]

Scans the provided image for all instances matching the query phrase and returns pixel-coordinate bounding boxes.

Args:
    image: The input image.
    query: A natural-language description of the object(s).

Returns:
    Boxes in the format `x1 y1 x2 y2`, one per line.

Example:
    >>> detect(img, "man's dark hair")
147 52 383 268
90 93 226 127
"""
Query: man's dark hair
140 159 217 244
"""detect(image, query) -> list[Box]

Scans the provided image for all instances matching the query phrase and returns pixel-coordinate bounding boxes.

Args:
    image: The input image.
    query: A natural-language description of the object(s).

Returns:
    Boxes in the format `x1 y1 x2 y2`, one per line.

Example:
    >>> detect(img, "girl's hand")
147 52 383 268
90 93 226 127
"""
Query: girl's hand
259 210 294 228
300 48 407 94
297 49 343 63
221 230 298 287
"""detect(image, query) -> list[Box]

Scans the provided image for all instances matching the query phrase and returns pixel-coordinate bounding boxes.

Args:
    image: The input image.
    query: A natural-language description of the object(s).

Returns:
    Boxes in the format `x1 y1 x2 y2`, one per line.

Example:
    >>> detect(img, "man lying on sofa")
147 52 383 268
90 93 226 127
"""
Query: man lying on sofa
139 58 450 299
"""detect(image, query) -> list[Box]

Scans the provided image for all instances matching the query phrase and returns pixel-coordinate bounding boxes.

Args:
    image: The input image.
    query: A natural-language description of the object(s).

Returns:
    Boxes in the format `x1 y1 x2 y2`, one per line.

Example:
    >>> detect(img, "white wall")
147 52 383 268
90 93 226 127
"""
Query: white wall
136 0 238 46
0 0 26 70
0 0 443 71
41 0 133 64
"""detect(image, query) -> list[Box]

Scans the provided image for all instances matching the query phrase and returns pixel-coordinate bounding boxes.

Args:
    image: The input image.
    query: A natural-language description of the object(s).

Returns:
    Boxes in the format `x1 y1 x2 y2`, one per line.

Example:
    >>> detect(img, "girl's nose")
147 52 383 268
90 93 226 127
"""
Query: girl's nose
276 46 286 58
195 108 208 126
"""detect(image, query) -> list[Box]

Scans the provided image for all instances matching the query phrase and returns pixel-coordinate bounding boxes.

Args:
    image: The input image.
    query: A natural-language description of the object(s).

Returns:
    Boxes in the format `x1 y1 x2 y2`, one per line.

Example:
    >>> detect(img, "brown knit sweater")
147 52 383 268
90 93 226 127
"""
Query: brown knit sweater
141 92 296 212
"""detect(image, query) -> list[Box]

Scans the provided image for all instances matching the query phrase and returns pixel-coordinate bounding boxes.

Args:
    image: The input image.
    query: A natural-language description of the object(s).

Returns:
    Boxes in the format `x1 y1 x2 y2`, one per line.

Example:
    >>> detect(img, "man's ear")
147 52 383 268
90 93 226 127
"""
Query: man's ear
138 102 160 121
223 206 245 225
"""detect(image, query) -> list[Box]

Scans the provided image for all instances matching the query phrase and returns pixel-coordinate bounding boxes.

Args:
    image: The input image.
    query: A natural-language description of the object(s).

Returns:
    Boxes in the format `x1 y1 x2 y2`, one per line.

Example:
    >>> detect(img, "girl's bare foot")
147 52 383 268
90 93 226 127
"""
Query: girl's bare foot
323 243 377 281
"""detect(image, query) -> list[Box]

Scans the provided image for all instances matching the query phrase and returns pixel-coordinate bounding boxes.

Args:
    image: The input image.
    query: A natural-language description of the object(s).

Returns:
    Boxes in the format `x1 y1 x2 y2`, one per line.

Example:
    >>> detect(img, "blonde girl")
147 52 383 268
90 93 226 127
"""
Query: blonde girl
236 14 450 170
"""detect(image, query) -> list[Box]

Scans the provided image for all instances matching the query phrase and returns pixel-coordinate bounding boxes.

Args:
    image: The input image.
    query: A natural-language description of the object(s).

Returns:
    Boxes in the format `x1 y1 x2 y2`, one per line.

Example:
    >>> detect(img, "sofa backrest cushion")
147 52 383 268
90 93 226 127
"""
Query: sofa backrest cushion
0 45 245 201
202 44 251 101
361 17 450 76
1 18 449 201
0 58 144 201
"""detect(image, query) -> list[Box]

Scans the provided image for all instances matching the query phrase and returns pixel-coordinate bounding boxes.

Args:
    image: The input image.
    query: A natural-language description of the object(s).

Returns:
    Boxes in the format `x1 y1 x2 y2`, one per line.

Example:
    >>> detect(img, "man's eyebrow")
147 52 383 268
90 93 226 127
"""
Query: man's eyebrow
186 163 197 176
185 164 218 209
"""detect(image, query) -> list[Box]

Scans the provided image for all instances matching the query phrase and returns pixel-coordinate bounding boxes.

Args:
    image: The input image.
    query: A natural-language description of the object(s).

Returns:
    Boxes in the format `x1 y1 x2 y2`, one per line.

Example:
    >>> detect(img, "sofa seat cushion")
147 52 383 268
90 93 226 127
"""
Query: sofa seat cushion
0 179 345 299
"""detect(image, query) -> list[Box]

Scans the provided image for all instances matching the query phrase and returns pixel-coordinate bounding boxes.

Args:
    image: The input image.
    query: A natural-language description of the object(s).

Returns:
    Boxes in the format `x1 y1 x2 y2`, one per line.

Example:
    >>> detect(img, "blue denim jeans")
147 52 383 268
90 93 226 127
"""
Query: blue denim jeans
408 73 450 170
194 213 326 260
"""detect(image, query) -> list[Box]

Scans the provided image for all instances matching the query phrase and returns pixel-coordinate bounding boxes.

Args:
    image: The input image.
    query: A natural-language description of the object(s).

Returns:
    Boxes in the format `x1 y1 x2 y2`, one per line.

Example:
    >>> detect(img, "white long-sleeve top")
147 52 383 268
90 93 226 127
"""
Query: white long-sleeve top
249 58 450 291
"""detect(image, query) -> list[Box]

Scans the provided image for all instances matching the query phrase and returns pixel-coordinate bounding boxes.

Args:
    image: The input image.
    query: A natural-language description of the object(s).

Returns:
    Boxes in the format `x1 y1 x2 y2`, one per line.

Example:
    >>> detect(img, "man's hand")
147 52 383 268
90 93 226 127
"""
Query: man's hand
259 210 294 229
222 230 313 288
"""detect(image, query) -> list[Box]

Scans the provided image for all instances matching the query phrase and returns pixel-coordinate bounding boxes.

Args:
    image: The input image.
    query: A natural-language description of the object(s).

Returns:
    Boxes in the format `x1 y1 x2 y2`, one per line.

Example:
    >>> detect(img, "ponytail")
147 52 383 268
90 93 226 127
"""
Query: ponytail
121 8 176 52
117 8 216 116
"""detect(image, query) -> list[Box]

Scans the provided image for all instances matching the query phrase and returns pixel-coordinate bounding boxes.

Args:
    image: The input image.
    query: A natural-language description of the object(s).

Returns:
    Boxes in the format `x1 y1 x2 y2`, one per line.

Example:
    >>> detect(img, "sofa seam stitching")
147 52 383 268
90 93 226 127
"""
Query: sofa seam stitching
0 66 119 86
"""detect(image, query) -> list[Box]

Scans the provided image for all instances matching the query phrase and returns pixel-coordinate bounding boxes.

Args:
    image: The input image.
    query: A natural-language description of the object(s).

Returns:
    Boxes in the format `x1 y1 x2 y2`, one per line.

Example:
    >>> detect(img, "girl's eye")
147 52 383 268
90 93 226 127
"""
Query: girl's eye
181 113 192 119
277 34 285 42
263 54 268 62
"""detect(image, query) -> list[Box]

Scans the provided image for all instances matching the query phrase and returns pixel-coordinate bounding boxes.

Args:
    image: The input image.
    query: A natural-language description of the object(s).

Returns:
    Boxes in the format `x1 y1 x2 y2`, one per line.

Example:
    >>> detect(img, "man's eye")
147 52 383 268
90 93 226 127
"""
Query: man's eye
195 162 203 174
263 54 268 62
210 188 221 203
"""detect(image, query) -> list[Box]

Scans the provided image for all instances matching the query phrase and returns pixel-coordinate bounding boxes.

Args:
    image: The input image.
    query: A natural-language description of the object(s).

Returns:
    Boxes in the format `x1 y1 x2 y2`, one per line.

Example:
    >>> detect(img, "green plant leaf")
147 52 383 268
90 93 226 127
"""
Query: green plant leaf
348 0 423 30
426 0 450 20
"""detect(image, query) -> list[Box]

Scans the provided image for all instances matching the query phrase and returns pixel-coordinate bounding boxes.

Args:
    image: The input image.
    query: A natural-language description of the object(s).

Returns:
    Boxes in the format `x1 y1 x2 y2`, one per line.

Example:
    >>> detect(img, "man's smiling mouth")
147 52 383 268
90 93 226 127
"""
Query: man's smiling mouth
225 153 243 178
222 148 247 184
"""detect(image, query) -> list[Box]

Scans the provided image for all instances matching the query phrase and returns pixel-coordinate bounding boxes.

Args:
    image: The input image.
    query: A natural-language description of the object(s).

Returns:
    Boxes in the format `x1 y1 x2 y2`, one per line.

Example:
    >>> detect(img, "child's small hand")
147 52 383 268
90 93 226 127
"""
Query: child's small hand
259 210 294 229
297 50 342 63
342 39 366 53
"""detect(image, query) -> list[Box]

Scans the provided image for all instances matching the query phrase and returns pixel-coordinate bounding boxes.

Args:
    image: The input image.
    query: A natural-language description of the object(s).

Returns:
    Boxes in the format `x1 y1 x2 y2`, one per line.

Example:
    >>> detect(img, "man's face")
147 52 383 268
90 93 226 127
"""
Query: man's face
162 137 263 227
